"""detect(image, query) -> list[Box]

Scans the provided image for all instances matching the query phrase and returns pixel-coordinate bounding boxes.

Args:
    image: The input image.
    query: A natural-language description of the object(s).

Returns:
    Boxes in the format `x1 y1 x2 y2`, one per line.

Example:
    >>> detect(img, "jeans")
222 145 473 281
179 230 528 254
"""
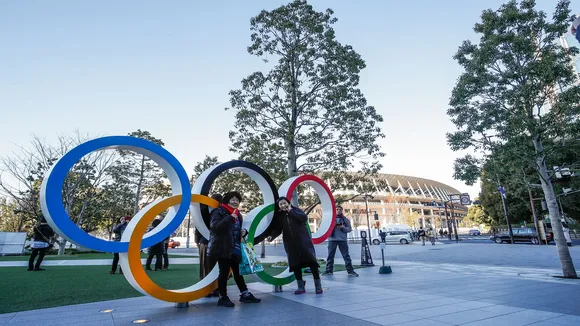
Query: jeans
213 255 248 297
29 248 47 270
146 253 162 270
325 241 353 273
111 253 122 273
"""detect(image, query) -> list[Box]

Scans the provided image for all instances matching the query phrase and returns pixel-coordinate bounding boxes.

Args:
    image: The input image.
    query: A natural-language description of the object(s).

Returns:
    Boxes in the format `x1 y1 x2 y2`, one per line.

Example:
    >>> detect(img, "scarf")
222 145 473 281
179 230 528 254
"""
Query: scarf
221 204 239 222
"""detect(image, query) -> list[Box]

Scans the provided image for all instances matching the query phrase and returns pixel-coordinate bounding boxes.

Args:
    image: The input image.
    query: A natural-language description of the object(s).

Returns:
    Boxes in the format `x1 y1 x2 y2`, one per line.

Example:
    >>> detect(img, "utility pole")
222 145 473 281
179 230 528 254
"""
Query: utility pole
523 171 542 245
498 184 514 244
363 194 373 245
527 186 541 245
186 175 194 249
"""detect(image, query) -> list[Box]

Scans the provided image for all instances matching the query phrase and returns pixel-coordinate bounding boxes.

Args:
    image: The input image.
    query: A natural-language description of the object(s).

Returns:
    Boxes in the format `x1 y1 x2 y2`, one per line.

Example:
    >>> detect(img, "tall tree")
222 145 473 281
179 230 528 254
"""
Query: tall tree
107 130 170 215
448 0 580 277
226 0 385 201
0 197 22 232
0 133 115 254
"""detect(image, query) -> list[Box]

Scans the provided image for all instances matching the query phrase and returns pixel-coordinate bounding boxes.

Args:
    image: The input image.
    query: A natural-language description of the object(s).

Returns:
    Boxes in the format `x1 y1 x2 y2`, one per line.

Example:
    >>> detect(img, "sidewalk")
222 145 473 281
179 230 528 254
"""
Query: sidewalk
0 255 291 267
1 259 579 325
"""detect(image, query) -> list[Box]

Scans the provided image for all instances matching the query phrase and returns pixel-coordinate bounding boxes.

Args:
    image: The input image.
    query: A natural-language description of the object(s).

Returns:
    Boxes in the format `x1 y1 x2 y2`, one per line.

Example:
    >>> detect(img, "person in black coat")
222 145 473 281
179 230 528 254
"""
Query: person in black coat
145 219 165 271
267 196 323 295
197 193 223 298
208 191 261 307
28 217 55 271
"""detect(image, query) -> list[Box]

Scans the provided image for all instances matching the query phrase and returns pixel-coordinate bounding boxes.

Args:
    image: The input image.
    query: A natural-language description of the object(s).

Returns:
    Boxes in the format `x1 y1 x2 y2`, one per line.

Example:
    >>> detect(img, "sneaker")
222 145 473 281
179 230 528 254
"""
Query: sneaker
322 271 333 276
27 268 33 271
109 271 116 274
34 268 46 271
239 292 261 303
347 271 359 277
217 296 235 307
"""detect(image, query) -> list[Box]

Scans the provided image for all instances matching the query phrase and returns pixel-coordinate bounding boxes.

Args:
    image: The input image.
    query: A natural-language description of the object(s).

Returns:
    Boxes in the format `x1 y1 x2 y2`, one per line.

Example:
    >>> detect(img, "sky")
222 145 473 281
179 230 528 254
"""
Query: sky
0 0 574 200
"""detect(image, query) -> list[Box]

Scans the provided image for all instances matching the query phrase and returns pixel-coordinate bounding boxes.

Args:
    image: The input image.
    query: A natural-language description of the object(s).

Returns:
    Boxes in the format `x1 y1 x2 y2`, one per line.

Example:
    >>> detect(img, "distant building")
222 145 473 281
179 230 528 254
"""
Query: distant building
308 173 468 232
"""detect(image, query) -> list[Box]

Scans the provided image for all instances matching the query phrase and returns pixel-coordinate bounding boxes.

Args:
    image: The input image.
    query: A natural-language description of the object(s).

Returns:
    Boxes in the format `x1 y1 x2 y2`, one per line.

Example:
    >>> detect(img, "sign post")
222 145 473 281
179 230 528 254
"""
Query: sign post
378 230 392 274
360 231 374 266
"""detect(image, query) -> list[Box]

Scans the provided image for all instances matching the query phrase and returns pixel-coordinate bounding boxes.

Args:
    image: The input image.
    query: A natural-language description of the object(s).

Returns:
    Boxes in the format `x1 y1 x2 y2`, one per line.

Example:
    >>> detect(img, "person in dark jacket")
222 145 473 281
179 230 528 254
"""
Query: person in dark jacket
145 219 165 271
162 235 170 270
208 191 261 307
28 217 55 271
197 193 222 298
110 215 131 274
268 196 322 294
322 205 358 277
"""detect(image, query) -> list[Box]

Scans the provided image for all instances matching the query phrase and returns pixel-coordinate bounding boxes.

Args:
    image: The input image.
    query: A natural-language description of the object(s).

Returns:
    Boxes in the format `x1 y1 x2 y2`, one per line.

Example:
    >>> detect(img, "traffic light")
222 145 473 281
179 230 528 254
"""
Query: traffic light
374 221 380 229
374 212 379 221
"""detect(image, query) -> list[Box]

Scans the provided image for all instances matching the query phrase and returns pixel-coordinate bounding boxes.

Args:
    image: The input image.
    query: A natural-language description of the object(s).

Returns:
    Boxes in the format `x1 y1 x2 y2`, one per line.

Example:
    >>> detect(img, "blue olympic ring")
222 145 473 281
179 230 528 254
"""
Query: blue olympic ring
40 136 191 253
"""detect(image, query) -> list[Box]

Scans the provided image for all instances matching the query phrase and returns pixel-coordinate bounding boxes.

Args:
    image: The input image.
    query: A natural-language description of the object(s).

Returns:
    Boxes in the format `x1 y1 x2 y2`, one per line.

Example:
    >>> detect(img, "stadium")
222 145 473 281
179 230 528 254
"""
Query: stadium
309 173 469 235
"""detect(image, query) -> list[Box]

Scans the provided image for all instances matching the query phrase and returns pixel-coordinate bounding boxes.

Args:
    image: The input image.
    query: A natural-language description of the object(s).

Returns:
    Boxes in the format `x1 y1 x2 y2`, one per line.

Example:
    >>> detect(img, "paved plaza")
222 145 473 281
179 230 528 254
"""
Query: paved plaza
1 242 580 325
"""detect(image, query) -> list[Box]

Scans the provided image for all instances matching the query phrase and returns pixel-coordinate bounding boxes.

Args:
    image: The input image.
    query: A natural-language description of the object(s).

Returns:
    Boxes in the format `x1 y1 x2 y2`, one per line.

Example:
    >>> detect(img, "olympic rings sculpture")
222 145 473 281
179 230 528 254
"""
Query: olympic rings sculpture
40 136 337 303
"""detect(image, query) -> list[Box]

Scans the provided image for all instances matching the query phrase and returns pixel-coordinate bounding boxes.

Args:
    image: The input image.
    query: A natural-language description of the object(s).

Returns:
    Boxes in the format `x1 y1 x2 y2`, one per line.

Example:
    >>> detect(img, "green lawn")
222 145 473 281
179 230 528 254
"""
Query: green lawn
0 263 360 314
0 252 194 261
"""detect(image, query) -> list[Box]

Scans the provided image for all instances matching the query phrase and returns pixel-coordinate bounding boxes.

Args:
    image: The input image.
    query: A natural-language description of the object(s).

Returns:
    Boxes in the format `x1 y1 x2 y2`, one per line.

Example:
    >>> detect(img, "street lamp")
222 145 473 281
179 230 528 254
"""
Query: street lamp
363 194 374 245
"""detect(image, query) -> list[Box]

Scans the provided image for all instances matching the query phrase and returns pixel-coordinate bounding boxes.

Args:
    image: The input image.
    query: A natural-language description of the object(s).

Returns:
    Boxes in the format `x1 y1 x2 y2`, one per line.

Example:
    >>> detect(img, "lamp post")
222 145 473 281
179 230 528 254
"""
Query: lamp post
363 194 374 245
186 175 194 249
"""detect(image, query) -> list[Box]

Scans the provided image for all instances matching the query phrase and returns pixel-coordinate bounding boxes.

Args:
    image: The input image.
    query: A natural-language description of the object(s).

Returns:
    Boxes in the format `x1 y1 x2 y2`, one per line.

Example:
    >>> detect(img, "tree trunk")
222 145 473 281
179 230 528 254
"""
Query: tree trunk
287 140 299 206
133 155 146 215
533 137 577 278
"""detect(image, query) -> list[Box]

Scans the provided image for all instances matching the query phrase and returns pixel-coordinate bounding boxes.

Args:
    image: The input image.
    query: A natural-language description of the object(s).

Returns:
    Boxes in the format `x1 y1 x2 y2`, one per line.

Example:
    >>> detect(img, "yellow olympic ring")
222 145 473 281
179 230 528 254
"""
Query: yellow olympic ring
119 194 220 302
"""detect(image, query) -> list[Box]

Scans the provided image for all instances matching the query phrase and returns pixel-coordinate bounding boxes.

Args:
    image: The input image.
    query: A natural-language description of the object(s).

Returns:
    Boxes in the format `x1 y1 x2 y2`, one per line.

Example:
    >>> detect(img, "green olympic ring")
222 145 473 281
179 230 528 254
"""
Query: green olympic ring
246 203 296 285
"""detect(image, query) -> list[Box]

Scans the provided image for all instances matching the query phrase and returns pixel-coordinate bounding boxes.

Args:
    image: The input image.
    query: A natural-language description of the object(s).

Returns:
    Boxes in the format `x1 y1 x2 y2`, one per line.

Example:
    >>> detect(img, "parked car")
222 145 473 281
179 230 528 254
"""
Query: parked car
372 231 412 245
468 229 481 236
168 239 181 248
490 227 551 244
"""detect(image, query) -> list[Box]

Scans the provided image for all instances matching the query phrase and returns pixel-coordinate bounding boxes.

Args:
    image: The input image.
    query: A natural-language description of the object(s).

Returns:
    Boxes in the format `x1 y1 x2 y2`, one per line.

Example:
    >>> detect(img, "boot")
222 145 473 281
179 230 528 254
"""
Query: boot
314 279 323 295
294 280 306 295
217 296 235 307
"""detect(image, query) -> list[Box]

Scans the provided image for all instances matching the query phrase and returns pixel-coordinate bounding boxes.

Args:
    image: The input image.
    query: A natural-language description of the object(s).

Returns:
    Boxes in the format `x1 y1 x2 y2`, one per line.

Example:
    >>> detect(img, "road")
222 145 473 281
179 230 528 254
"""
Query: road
174 238 580 271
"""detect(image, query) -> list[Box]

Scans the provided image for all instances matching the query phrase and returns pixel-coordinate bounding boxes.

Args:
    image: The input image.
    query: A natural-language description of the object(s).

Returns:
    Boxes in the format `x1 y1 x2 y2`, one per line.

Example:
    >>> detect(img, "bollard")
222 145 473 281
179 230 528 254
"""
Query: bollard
273 285 283 292
174 302 189 308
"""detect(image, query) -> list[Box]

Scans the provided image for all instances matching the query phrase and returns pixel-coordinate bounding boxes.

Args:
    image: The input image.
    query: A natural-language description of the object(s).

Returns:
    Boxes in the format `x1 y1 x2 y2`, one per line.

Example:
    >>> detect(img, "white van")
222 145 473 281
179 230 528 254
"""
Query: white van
371 230 412 245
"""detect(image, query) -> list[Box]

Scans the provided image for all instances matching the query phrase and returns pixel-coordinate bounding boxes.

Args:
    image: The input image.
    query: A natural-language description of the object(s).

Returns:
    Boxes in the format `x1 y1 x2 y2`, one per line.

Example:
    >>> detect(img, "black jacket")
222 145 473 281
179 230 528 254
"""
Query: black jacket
33 223 55 242
269 207 318 272
207 206 243 259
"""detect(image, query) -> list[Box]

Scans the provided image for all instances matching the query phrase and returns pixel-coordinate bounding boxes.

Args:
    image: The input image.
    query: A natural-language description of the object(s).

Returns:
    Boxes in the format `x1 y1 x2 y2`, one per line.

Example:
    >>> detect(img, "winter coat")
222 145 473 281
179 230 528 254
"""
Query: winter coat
328 214 352 242
207 206 244 259
33 223 55 242
148 240 165 255
112 222 128 242
269 207 318 272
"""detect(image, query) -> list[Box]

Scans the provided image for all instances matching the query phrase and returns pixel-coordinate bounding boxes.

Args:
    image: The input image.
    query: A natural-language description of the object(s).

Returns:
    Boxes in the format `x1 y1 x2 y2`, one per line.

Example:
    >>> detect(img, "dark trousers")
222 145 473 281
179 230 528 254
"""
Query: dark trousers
111 253 122 273
213 255 248 297
294 264 320 280
325 241 353 273
163 242 169 269
29 248 47 270
146 253 162 270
